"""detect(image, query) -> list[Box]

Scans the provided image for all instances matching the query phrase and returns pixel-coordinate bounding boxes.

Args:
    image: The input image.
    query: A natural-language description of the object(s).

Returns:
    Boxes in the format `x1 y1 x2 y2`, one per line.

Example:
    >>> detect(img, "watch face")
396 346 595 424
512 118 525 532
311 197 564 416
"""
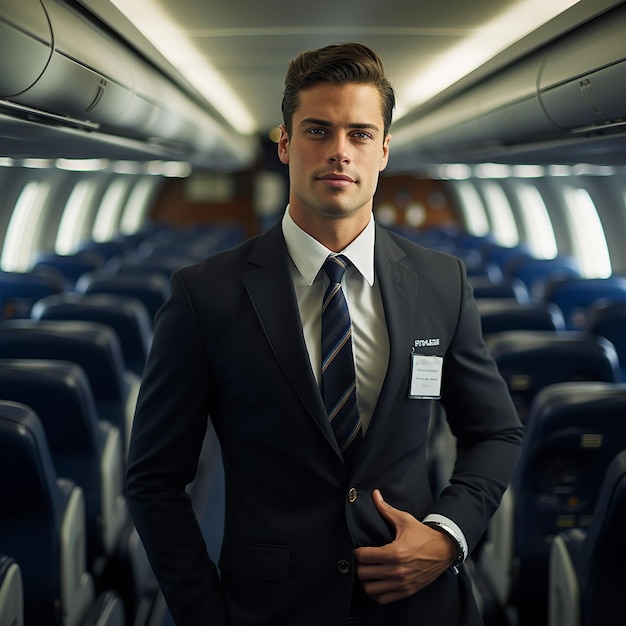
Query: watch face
425 521 464 564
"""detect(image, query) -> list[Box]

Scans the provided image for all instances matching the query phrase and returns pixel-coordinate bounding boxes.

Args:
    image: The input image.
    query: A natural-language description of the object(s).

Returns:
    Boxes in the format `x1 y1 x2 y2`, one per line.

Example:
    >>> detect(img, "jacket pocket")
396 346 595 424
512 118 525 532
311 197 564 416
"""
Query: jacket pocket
219 536 290 581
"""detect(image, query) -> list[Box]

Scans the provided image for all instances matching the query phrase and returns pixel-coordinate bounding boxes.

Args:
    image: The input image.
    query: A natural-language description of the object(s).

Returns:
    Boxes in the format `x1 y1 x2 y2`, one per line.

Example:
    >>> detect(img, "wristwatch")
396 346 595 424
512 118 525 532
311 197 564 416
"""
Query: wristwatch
424 519 466 573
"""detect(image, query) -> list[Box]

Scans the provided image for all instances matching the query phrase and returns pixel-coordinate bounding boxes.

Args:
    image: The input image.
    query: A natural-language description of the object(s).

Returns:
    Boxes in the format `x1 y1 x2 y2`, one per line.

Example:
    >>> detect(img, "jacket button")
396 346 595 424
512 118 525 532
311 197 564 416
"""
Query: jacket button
348 487 358 503
337 560 351 574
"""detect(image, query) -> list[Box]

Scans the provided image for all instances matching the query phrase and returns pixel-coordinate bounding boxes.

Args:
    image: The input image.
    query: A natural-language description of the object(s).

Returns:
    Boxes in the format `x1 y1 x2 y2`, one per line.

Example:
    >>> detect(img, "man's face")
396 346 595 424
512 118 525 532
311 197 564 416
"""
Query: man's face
278 82 391 228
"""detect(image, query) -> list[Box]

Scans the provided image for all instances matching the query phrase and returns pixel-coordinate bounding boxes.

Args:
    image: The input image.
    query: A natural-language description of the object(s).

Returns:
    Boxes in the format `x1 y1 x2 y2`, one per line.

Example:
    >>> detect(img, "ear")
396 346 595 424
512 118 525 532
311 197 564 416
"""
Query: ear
277 124 290 164
379 133 391 172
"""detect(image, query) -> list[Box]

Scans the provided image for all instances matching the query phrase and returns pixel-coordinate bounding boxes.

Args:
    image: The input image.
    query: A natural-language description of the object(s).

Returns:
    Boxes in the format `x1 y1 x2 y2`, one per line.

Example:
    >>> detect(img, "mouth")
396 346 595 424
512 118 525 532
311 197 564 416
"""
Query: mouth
317 173 356 188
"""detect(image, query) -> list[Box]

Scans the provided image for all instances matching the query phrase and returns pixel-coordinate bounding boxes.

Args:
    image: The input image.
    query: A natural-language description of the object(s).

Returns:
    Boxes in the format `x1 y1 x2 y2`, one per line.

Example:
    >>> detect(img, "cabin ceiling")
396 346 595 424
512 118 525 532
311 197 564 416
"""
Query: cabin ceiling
93 0 599 137
110 0 539 136
79 0 626 168
1 0 625 169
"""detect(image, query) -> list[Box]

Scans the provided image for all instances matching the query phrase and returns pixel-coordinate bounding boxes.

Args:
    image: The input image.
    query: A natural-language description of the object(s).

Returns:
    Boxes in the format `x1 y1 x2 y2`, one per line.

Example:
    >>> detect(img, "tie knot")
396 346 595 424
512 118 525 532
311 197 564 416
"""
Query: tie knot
323 255 349 285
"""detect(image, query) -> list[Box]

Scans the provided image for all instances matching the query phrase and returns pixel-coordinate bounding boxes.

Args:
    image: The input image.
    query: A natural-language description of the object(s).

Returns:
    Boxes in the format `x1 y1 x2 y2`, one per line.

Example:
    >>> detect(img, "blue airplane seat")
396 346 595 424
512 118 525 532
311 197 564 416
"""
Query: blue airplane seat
549 448 626 626
510 256 582 299
32 292 152 378
191 222 246 254
469 276 531 303
32 250 105 290
0 319 138 454
477 300 566 337
543 275 626 330
0 359 127 569
584 300 626 381
0 401 124 626
0 269 64 319
108 254 193 280
0 553 23 626
487 330 620 421
134 222 242 260
480 382 626 626
77 239 131 263
481 244 533 276
76 269 170 328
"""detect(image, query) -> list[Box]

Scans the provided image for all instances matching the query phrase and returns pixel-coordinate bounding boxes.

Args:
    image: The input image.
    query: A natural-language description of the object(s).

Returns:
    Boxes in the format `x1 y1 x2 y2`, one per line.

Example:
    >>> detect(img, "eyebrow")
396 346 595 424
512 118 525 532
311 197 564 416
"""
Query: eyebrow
298 117 381 133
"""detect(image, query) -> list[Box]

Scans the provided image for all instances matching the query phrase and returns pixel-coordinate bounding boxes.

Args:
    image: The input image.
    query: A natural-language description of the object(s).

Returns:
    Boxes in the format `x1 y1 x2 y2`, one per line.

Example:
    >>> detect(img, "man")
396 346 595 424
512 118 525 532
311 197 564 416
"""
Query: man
126 42 523 625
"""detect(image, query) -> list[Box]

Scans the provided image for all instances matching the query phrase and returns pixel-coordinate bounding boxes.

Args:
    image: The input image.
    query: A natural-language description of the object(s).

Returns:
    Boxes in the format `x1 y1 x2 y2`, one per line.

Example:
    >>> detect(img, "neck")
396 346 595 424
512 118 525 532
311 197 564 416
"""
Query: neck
288 207 371 252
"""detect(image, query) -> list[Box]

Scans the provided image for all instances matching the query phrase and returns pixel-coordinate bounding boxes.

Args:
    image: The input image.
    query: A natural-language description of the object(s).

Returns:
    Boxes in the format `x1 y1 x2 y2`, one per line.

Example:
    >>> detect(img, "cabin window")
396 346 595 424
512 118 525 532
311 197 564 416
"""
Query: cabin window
513 183 558 259
562 187 611 278
454 181 490 236
1 180 50 272
92 178 132 242
120 177 159 234
56 180 98 254
480 181 519 247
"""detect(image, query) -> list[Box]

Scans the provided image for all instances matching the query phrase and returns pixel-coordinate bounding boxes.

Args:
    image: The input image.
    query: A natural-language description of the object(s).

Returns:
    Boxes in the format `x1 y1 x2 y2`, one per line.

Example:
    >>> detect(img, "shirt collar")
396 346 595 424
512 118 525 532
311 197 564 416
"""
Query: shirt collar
282 206 375 286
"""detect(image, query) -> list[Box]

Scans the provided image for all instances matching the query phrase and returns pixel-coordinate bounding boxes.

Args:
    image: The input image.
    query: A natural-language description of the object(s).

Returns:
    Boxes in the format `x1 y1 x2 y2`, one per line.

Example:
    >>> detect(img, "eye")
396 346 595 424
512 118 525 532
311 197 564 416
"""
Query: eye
353 131 374 140
307 127 327 136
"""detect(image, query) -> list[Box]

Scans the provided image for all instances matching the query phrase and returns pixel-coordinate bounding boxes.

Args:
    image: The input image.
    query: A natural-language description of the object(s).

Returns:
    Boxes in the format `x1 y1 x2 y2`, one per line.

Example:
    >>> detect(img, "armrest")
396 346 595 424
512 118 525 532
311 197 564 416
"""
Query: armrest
548 529 586 626
123 371 141 456
60 485 95 626
98 421 128 554
0 556 23 626
479 486 515 605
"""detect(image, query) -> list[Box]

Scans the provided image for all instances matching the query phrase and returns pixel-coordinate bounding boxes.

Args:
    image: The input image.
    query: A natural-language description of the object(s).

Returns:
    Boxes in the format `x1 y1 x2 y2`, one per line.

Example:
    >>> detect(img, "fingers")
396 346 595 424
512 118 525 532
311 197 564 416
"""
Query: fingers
370 489 410 532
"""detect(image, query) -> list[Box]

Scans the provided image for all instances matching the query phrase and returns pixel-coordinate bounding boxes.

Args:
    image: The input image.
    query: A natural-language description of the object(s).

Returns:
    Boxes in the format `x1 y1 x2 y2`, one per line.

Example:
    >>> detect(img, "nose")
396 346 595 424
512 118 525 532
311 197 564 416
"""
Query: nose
328 135 350 165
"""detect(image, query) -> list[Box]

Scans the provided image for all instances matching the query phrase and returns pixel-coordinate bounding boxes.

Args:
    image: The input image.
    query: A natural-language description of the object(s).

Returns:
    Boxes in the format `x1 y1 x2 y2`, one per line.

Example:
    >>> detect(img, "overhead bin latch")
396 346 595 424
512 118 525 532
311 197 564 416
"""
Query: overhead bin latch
86 78 107 113
579 79 602 116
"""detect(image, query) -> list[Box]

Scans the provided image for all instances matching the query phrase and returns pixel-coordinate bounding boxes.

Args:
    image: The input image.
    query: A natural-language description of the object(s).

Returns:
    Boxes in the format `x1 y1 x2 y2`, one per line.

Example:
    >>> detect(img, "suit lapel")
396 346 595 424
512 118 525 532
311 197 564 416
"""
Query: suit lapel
362 227 418 450
242 223 341 456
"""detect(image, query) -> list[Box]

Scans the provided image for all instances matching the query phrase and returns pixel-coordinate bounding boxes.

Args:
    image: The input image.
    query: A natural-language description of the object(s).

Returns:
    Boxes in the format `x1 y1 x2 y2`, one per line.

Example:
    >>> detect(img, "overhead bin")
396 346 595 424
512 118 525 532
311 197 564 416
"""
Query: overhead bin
0 0 53 97
474 52 560 145
0 0 134 127
389 2 626 167
538 5 626 132
390 50 565 164
0 0 256 168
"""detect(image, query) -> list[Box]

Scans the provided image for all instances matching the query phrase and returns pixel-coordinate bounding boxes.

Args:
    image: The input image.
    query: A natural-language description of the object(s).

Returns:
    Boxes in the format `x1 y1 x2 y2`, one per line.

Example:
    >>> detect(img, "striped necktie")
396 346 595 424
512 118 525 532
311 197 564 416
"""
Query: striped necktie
321 255 362 468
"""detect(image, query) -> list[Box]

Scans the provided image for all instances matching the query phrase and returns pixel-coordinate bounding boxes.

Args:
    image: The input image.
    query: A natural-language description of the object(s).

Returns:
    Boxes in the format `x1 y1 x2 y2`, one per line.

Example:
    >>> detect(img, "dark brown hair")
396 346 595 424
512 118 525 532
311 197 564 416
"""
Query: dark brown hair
281 42 395 137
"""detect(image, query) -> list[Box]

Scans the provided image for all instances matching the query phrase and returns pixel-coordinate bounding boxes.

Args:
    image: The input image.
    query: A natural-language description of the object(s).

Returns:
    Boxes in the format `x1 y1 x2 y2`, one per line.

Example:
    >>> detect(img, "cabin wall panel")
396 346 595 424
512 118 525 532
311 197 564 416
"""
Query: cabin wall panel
149 175 259 240
375 176 459 230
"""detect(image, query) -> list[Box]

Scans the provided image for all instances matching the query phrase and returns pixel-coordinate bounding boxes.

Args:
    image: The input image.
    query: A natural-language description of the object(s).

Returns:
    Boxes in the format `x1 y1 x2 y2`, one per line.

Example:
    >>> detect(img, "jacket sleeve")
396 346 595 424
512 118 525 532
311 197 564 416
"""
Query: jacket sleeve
435 258 524 553
126 270 228 626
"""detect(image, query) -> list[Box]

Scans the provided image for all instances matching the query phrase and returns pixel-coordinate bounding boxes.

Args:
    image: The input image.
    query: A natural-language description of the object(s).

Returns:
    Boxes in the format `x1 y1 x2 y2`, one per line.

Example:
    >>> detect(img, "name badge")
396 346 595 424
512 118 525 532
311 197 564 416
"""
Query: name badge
409 353 443 399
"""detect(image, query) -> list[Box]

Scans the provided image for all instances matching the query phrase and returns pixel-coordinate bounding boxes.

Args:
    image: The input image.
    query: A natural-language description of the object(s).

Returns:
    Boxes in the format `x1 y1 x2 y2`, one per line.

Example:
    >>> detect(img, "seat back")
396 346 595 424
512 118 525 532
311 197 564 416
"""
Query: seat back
32 292 152 377
511 383 626 624
488 330 620 420
0 401 94 624
543 276 626 329
481 244 533 278
111 255 192 280
76 270 170 328
0 270 64 319
577 449 626 625
32 250 104 289
78 240 130 263
0 360 107 563
0 319 133 450
478 300 566 337
470 276 530 303
584 301 626 381
510 256 581 299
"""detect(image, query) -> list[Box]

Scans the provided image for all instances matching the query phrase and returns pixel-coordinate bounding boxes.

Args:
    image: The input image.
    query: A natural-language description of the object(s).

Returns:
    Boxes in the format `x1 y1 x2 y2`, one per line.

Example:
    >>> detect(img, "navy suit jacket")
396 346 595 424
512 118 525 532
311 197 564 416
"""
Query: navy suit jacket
126 221 523 625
